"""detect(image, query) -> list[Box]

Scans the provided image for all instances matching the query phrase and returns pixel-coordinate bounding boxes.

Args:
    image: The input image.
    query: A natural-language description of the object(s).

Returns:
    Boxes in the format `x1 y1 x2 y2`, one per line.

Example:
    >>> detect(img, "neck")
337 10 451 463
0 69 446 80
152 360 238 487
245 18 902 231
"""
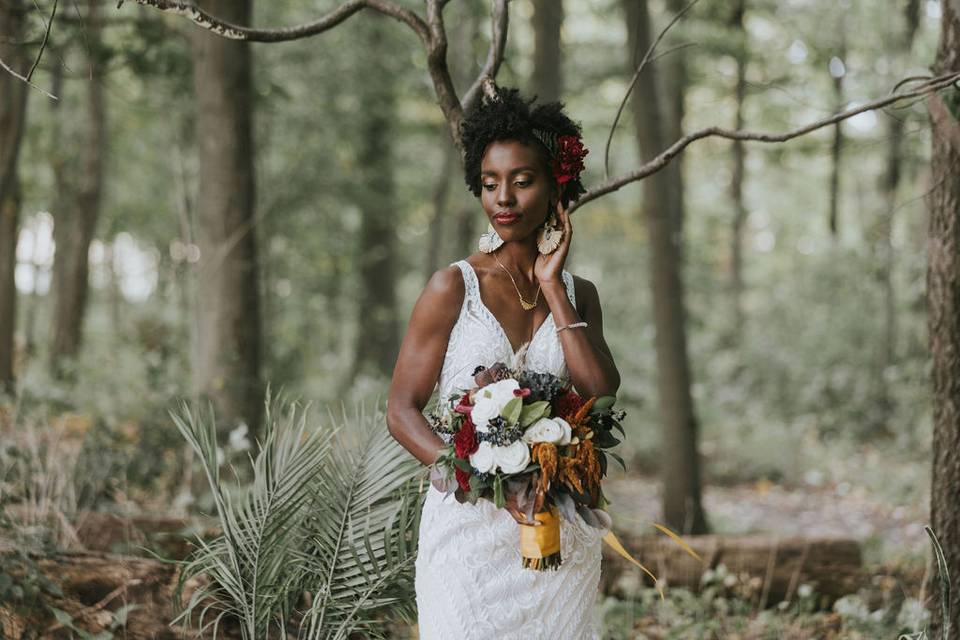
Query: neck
493 238 539 281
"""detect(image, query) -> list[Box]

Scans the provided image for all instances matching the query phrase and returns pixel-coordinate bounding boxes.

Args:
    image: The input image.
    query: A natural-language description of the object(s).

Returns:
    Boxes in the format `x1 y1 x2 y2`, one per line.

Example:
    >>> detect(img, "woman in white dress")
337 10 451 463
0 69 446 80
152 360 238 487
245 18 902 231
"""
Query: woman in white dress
386 88 621 639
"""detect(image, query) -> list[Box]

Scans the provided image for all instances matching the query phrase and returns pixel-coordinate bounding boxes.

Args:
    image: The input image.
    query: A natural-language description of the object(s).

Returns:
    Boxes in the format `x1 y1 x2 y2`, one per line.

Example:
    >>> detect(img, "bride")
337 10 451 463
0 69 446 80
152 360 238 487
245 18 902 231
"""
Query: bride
386 87 621 639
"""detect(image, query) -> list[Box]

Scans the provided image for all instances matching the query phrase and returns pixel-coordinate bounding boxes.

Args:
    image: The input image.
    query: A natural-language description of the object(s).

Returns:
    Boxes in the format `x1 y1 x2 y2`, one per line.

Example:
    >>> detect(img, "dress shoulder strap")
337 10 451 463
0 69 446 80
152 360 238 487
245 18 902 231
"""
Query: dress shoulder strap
451 260 479 304
561 269 576 308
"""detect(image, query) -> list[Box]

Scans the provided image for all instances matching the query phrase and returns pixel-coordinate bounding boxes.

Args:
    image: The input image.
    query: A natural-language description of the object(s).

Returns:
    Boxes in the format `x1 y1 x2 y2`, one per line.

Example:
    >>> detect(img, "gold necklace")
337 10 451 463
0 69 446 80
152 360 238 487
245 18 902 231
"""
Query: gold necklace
493 252 540 311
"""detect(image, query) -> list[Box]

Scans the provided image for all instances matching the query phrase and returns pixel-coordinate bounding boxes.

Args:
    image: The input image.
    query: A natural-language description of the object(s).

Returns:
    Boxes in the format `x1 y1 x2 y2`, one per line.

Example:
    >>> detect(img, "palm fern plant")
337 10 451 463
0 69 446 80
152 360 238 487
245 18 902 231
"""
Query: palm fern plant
169 392 423 640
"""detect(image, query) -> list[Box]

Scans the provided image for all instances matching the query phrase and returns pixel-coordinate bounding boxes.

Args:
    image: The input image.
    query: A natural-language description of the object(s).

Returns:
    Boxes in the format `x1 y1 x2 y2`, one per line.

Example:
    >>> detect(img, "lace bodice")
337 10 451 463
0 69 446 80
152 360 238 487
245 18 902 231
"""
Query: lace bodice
415 258 603 639
436 259 577 404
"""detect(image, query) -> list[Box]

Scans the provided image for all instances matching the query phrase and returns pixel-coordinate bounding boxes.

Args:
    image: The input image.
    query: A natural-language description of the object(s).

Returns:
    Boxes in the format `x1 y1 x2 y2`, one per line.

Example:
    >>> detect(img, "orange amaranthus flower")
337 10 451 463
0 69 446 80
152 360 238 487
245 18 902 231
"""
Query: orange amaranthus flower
532 442 558 493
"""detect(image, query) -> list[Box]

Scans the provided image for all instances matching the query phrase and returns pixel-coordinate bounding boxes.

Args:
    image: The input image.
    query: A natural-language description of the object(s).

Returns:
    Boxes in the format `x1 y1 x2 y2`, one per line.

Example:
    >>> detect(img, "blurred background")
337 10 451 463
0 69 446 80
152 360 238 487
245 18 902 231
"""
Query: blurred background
0 0 951 637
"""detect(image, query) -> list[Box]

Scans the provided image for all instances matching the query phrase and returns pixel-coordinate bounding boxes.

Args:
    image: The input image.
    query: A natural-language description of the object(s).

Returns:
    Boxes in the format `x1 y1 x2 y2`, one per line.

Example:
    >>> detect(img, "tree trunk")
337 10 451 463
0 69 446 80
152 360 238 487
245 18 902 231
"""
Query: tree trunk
663 0 687 239
348 14 400 382
828 33 846 237
869 0 921 435
190 0 263 436
622 0 708 535
50 11 107 377
0 0 29 393
925 1 960 634
728 0 748 344
531 0 563 104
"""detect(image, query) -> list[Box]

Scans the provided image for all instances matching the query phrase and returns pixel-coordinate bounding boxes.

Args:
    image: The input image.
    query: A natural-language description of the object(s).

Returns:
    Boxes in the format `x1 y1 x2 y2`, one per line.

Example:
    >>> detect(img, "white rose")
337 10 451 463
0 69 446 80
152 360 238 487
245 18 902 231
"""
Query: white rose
471 378 520 432
492 439 531 474
469 441 496 474
523 416 572 446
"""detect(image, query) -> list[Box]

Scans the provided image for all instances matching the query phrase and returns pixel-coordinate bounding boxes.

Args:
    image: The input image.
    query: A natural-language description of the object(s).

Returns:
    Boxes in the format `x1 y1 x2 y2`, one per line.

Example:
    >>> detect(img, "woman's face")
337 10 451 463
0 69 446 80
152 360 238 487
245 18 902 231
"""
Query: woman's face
479 139 555 244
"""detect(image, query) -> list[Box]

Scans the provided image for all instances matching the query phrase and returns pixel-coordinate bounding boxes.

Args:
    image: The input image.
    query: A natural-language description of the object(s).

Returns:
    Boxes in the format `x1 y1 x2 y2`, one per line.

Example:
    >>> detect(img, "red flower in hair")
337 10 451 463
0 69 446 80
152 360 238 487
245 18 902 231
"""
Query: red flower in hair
551 135 589 185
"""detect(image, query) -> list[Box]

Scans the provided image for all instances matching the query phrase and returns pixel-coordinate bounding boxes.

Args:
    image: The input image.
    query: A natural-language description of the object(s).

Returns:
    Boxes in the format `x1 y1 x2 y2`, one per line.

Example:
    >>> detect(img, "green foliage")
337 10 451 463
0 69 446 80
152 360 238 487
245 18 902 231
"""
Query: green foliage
47 604 139 640
170 392 422 640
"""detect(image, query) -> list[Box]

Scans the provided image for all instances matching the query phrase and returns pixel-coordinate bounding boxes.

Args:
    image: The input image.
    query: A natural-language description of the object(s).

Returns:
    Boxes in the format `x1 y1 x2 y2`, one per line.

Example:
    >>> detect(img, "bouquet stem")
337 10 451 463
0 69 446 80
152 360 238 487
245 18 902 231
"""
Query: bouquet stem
519 505 562 571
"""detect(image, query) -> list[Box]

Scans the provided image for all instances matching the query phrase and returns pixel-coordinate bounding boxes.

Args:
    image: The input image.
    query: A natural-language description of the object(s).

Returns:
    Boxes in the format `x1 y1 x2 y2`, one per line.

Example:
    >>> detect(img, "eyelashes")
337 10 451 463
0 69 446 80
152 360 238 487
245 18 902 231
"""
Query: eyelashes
482 180 532 191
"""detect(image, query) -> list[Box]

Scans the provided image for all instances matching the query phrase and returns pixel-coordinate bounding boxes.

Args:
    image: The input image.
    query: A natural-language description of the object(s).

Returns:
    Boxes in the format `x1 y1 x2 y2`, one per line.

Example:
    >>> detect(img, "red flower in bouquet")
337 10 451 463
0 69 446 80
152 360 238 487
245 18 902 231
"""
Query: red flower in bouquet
553 388 586 420
550 135 589 185
454 415 479 458
455 466 472 492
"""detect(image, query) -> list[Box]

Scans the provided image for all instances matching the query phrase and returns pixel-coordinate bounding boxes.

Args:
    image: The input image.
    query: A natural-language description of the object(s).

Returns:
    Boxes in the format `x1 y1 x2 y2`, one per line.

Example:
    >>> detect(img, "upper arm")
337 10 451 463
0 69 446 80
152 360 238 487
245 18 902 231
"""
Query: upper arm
387 266 465 416
574 274 617 364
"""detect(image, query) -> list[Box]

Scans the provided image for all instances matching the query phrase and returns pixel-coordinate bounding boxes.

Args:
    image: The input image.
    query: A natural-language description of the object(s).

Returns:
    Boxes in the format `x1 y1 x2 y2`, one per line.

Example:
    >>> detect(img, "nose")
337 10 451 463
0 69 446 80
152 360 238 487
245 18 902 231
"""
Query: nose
496 182 515 207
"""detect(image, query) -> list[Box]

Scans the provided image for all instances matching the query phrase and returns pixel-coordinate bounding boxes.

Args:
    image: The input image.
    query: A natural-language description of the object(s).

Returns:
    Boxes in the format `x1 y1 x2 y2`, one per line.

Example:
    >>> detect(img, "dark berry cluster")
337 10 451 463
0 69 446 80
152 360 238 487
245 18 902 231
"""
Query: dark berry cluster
476 416 524 446
517 371 565 403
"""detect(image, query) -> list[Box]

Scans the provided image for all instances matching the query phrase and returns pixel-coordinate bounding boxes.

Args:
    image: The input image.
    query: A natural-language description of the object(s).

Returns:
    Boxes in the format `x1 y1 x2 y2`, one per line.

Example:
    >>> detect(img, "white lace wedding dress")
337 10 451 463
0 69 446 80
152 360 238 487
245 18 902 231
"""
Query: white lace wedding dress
414 259 607 639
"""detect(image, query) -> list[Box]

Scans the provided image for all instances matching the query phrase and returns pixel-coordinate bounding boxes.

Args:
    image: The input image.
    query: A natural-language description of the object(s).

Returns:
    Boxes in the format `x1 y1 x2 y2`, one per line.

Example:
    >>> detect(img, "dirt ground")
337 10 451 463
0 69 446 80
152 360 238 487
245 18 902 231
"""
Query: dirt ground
603 475 930 566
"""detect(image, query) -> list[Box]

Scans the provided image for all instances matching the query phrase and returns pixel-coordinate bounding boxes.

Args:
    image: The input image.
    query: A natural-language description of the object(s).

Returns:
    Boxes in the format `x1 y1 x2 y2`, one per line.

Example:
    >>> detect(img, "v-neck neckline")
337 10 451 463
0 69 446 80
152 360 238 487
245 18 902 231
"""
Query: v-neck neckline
462 260 558 356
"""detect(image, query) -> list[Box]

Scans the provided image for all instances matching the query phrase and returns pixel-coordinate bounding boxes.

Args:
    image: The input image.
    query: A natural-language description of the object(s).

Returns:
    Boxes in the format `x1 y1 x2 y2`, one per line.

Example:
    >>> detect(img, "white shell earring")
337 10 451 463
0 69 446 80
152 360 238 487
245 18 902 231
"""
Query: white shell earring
478 223 505 253
537 211 563 254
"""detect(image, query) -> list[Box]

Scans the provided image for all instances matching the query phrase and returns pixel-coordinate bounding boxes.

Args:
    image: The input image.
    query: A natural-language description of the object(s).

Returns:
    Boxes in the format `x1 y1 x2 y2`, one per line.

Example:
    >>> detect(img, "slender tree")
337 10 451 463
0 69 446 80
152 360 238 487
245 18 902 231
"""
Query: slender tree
622 0 708 534
190 0 263 435
0 0 30 393
348 13 401 382
50 6 107 376
728 0 748 342
925 0 960 634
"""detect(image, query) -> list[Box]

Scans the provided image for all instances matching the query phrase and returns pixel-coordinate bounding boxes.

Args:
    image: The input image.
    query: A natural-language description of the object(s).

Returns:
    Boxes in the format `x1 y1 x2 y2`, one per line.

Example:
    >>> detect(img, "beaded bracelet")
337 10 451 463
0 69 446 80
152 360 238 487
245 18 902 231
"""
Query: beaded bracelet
555 321 588 333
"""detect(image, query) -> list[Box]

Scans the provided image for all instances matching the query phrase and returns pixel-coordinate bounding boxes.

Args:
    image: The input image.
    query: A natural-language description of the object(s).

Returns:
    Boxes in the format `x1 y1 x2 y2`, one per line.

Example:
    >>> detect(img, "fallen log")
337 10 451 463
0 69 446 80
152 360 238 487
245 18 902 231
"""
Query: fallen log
601 532 863 608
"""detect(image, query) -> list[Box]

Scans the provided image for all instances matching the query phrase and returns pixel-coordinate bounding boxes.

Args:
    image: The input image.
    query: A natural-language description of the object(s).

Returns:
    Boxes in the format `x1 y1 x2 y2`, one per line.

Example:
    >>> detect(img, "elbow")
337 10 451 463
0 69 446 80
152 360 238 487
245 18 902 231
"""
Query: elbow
385 401 406 442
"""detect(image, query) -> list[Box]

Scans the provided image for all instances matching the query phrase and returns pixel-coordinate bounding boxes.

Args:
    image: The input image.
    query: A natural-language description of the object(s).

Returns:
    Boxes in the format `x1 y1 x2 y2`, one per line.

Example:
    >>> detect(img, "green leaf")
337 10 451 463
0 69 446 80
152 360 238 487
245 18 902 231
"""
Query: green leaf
609 452 627 472
493 474 505 508
501 397 522 425
519 401 550 427
590 396 617 413
49 606 74 626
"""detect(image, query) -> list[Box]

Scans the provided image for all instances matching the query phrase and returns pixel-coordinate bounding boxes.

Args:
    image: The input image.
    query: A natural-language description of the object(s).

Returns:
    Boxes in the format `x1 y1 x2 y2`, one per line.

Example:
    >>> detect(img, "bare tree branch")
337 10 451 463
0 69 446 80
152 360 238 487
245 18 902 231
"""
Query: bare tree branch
120 0 431 45
0 54 58 98
604 0 700 180
122 0 513 149
569 71 960 214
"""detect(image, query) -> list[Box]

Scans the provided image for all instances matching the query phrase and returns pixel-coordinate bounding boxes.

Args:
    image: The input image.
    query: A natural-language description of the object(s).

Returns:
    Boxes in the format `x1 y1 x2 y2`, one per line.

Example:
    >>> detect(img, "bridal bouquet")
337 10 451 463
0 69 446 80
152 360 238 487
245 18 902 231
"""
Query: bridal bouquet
428 362 626 571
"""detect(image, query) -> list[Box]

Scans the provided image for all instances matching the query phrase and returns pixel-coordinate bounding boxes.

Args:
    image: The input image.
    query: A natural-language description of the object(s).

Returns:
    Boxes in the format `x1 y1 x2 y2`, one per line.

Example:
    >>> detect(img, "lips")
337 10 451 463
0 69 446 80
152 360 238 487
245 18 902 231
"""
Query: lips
494 211 520 225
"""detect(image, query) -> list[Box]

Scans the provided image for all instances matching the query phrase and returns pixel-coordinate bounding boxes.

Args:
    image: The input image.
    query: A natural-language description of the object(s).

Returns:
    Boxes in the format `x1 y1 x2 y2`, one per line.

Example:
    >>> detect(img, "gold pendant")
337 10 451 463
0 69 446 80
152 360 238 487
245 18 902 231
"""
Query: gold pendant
520 299 536 311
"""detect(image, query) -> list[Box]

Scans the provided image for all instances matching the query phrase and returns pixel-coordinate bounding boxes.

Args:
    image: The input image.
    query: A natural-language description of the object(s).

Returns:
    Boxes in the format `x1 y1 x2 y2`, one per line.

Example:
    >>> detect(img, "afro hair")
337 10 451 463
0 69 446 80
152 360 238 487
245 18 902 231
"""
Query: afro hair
459 87 587 208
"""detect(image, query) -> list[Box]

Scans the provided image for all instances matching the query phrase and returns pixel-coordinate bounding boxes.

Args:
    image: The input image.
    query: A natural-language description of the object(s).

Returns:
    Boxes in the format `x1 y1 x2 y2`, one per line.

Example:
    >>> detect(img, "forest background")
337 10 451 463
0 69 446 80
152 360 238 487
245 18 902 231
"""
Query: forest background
0 0 956 637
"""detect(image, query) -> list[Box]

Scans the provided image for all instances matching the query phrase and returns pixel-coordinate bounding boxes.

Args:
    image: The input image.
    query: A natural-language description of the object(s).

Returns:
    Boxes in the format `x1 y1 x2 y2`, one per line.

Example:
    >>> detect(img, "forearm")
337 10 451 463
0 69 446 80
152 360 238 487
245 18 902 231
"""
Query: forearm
542 281 620 397
386 404 447 467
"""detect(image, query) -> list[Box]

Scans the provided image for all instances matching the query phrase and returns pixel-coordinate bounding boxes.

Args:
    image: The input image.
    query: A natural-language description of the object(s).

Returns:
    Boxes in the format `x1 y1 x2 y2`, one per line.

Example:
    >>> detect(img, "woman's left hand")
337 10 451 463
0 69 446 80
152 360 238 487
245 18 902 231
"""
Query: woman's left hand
534 200 572 285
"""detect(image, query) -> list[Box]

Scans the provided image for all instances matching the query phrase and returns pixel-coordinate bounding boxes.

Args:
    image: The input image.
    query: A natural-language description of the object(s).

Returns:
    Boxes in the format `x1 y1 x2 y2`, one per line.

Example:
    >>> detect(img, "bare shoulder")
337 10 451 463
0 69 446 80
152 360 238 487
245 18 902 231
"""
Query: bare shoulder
413 264 465 328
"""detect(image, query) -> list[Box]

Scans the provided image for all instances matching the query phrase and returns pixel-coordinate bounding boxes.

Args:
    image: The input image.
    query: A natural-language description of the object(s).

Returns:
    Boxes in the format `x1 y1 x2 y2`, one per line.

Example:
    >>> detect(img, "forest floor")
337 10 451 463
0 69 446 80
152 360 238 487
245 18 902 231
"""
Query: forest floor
604 474 930 565
595 474 933 639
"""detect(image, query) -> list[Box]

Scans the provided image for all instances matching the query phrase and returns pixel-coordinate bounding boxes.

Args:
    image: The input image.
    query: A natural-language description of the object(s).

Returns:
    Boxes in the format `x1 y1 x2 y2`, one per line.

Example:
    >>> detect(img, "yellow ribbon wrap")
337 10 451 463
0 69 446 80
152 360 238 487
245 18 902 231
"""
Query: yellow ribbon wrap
519 506 562 570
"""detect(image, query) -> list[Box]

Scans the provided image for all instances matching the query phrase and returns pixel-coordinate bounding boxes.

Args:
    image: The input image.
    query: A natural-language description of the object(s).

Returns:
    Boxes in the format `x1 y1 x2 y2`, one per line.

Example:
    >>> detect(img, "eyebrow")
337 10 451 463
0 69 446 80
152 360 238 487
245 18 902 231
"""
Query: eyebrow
480 166 538 177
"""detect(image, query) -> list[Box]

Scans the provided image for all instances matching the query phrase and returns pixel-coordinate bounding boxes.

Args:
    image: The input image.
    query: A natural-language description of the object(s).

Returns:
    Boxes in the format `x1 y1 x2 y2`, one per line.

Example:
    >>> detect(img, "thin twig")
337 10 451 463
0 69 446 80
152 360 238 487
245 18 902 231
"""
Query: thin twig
26 0 58 82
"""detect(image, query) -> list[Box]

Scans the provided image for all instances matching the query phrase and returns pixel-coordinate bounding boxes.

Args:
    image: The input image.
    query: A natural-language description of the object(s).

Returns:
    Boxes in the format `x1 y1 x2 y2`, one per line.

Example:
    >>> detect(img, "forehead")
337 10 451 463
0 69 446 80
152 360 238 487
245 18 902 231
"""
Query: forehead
480 139 542 175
